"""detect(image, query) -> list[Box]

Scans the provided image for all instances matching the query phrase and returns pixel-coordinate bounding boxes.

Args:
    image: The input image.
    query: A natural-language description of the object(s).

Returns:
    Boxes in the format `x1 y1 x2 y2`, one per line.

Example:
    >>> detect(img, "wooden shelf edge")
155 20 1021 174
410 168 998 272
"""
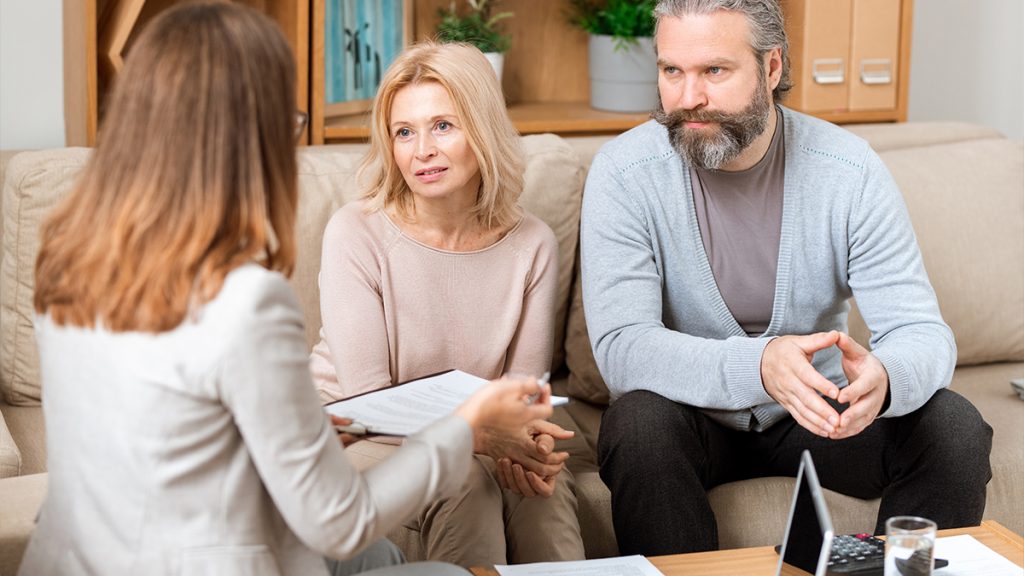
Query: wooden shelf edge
324 101 650 143
807 109 903 124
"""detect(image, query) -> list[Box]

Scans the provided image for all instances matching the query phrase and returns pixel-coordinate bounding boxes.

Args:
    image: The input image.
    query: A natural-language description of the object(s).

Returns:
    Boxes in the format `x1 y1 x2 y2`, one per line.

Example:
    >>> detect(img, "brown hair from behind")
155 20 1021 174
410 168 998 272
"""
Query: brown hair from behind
34 0 298 333
361 41 524 229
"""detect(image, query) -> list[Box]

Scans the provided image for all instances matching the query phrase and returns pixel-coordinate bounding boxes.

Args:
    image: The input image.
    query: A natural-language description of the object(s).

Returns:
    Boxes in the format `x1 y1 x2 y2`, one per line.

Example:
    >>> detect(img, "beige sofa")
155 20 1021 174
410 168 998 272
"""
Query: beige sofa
1 122 1022 573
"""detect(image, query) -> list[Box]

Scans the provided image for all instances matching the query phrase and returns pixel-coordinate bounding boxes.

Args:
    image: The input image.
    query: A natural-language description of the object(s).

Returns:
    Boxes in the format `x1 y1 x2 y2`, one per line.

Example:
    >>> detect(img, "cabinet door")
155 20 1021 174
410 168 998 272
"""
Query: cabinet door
783 0 852 113
849 0 901 111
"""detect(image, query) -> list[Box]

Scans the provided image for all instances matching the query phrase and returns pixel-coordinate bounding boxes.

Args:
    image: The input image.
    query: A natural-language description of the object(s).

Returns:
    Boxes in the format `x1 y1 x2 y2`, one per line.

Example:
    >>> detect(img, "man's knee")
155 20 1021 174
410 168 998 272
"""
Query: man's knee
598 390 702 469
918 389 992 453
912 389 993 481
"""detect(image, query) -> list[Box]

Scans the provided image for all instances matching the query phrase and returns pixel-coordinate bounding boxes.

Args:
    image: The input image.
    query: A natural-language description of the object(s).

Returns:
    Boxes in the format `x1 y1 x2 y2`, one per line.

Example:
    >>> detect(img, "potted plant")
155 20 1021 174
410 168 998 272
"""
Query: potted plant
436 0 513 82
569 0 658 113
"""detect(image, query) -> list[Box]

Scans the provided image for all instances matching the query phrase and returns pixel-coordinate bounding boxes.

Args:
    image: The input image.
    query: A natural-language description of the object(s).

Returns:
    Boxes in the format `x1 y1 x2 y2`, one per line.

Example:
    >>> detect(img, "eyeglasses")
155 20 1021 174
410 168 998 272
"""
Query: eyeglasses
295 110 308 141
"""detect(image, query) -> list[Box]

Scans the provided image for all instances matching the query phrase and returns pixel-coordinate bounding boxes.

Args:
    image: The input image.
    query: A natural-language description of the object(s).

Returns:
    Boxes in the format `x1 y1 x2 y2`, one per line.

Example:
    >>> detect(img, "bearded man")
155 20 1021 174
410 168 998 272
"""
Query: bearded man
580 0 993 556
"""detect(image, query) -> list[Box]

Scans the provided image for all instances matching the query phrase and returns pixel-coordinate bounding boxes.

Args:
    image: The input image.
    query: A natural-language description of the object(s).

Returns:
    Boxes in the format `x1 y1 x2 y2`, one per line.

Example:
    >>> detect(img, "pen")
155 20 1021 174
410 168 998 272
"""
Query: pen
525 371 551 405
334 422 368 436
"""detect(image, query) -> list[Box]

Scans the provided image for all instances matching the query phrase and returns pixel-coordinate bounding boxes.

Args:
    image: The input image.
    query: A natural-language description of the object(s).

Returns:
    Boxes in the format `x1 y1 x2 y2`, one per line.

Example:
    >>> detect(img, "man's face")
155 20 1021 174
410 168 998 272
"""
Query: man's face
653 11 775 169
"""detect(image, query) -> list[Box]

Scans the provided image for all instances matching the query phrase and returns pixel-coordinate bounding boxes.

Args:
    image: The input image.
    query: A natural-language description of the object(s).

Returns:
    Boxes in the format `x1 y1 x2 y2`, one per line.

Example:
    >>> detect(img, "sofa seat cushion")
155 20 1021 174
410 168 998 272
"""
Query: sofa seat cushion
0 406 21 478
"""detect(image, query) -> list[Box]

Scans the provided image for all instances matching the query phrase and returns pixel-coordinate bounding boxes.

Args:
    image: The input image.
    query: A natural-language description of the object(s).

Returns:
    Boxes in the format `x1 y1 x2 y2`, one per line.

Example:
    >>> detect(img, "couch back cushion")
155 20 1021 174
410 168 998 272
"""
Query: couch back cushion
849 137 1024 366
2 149 92 405
0 135 583 405
565 128 1024 405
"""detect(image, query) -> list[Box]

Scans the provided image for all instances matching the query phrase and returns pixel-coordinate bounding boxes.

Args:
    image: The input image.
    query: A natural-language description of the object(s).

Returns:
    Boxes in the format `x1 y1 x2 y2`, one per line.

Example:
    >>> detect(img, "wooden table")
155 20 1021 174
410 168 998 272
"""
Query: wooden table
471 520 1023 576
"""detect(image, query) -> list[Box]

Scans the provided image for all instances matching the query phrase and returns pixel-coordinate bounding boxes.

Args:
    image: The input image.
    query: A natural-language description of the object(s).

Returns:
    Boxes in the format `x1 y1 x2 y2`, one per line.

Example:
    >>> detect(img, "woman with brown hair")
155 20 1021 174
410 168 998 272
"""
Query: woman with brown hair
309 42 586 566
21 3 551 575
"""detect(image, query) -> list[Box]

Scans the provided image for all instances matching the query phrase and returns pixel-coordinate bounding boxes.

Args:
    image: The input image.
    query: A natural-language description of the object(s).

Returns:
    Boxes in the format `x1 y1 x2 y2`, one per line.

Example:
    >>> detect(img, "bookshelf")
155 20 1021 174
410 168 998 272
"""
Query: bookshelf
64 0 913 146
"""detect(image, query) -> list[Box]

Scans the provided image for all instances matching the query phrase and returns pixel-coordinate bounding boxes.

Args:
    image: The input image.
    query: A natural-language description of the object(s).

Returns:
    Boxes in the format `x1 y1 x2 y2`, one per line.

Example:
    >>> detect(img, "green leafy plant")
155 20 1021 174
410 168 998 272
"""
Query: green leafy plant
568 0 657 43
436 0 513 54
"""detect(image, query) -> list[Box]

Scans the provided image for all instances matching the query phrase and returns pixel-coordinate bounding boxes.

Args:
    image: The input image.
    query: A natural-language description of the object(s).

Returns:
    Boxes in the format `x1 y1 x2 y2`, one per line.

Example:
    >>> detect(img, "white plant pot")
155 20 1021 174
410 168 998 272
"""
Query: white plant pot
588 35 658 113
483 52 505 84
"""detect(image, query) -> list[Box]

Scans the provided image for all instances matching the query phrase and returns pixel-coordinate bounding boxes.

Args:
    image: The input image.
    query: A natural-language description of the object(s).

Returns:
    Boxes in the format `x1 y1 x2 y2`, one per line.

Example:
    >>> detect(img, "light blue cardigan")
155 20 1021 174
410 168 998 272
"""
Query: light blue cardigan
580 106 955 431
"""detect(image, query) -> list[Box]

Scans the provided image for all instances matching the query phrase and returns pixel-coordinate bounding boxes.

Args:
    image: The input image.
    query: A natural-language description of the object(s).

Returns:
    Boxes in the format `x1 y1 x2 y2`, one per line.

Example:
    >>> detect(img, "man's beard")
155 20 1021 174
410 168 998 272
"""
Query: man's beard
653 78 772 170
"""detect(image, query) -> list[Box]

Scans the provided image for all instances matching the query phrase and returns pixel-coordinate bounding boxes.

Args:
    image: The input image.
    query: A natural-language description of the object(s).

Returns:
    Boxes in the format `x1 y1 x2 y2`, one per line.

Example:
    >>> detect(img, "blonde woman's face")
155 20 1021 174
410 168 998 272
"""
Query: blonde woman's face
389 82 481 208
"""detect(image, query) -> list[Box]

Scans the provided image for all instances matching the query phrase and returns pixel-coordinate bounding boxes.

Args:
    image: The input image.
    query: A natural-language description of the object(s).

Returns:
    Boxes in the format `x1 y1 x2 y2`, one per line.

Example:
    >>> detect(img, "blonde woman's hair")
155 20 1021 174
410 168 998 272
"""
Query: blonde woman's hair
361 41 524 229
34 0 298 332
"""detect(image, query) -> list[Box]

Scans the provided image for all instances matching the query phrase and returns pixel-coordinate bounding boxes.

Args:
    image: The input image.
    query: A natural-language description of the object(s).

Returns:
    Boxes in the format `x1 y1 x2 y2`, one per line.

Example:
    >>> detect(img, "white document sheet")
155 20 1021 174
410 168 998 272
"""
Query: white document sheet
324 370 568 437
495 555 663 576
933 534 1023 576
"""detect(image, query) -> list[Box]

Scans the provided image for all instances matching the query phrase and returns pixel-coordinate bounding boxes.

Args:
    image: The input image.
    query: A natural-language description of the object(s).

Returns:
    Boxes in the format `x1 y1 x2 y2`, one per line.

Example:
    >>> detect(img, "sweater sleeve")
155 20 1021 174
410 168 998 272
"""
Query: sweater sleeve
503 216 558 378
846 150 955 417
581 151 775 410
220 272 473 560
316 207 395 400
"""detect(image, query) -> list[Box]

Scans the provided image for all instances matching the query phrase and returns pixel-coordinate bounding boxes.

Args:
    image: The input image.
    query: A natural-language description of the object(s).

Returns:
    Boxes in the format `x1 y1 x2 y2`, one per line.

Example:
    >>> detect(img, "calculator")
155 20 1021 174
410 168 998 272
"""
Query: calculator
826 533 885 573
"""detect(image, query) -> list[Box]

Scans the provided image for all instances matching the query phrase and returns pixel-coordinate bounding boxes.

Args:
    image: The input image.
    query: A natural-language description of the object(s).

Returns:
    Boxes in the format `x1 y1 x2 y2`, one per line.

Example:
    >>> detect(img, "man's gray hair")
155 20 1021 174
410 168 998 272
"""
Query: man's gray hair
654 0 793 100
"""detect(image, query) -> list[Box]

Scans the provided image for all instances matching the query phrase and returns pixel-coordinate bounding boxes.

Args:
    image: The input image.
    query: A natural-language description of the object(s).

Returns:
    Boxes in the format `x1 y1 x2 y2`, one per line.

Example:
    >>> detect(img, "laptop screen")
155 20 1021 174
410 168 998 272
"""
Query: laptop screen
777 450 834 576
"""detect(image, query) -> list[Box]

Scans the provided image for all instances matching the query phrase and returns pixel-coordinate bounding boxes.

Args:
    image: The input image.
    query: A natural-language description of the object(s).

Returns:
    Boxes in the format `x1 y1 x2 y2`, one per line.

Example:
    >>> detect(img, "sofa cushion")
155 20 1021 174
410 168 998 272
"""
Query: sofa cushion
873 139 1023 365
0 407 21 478
517 135 585 370
844 122 1005 152
1 149 91 405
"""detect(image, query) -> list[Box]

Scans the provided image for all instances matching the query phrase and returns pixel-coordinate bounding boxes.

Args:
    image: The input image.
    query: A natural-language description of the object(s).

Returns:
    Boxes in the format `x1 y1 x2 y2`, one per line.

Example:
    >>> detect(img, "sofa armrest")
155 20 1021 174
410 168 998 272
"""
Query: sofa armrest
0 472 46 576
0 406 21 479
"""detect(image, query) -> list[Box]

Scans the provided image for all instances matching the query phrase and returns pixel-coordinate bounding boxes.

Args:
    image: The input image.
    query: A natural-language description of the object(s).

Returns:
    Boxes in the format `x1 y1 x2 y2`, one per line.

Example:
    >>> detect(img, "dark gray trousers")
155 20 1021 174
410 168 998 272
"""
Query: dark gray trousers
597 388 993 556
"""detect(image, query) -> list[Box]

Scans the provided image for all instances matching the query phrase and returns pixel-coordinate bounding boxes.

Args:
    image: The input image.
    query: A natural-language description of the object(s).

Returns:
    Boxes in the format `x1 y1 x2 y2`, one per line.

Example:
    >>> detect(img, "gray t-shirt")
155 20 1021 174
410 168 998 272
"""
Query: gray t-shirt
690 107 785 336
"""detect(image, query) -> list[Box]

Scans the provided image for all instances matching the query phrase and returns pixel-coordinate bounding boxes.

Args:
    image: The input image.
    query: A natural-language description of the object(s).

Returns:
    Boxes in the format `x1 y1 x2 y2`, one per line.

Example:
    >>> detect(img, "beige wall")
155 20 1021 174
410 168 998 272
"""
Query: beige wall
908 0 1024 140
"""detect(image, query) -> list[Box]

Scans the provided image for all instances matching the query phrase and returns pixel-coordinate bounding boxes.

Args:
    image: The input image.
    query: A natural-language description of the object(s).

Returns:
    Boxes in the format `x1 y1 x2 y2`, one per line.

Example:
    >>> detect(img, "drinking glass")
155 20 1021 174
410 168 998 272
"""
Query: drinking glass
884 516 937 576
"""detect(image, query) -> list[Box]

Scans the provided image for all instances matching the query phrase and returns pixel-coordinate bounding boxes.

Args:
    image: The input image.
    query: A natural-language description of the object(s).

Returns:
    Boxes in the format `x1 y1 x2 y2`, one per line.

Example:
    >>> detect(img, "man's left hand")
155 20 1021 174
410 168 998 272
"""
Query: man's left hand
830 332 889 439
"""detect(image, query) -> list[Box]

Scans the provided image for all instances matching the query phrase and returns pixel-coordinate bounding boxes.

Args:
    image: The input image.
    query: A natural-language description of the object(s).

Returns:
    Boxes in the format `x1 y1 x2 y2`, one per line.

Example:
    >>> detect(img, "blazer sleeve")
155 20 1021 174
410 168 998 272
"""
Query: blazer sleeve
218 271 473 559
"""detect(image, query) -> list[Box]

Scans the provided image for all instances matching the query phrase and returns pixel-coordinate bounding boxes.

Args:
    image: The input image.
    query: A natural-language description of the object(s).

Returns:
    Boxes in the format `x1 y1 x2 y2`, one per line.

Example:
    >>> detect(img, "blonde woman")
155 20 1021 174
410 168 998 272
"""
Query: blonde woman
22 4 552 575
309 42 586 566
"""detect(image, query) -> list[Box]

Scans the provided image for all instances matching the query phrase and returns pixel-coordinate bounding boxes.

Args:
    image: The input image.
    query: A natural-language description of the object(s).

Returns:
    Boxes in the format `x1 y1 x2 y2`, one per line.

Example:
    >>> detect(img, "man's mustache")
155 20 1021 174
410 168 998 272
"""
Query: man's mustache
652 106 736 127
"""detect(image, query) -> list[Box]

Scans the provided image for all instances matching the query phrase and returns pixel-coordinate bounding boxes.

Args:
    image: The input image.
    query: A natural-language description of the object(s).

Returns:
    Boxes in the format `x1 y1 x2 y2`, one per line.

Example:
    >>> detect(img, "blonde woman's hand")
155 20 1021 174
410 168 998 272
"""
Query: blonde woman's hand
456 374 554 460
493 419 575 497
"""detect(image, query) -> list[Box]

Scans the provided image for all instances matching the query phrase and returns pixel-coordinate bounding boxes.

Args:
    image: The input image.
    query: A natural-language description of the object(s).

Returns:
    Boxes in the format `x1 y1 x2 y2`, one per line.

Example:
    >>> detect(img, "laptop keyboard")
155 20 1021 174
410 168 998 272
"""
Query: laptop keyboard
827 533 886 574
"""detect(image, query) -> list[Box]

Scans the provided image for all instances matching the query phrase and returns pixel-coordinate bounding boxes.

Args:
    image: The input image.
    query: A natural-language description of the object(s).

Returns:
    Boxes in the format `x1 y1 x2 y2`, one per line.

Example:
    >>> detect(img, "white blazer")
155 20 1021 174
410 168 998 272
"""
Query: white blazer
19 264 472 576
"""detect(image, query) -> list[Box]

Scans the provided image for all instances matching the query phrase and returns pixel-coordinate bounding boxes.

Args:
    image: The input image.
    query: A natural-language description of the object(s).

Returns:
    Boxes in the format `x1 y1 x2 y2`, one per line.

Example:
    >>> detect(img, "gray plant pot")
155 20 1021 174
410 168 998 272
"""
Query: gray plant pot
588 34 658 113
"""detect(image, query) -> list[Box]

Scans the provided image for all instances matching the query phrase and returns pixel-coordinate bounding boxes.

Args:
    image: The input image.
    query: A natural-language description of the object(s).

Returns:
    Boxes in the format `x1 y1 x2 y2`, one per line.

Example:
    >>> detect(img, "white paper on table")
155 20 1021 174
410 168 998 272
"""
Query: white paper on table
494 555 663 576
324 369 568 437
933 534 1023 575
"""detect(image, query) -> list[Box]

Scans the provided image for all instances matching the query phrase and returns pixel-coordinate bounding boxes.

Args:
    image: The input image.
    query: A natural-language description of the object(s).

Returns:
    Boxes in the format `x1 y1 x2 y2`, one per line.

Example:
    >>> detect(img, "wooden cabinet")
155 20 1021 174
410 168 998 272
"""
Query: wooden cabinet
63 0 309 146
782 0 912 123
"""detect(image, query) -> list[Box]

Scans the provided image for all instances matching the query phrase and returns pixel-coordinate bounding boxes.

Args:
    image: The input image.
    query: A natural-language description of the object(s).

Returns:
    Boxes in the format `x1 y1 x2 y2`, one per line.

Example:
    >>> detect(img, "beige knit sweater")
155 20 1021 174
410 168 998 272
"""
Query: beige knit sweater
310 200 559 403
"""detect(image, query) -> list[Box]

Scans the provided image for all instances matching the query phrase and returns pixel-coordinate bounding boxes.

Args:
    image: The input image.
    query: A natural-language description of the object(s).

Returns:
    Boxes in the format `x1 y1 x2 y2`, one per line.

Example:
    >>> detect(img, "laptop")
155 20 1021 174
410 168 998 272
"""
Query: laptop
774 450 948 576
